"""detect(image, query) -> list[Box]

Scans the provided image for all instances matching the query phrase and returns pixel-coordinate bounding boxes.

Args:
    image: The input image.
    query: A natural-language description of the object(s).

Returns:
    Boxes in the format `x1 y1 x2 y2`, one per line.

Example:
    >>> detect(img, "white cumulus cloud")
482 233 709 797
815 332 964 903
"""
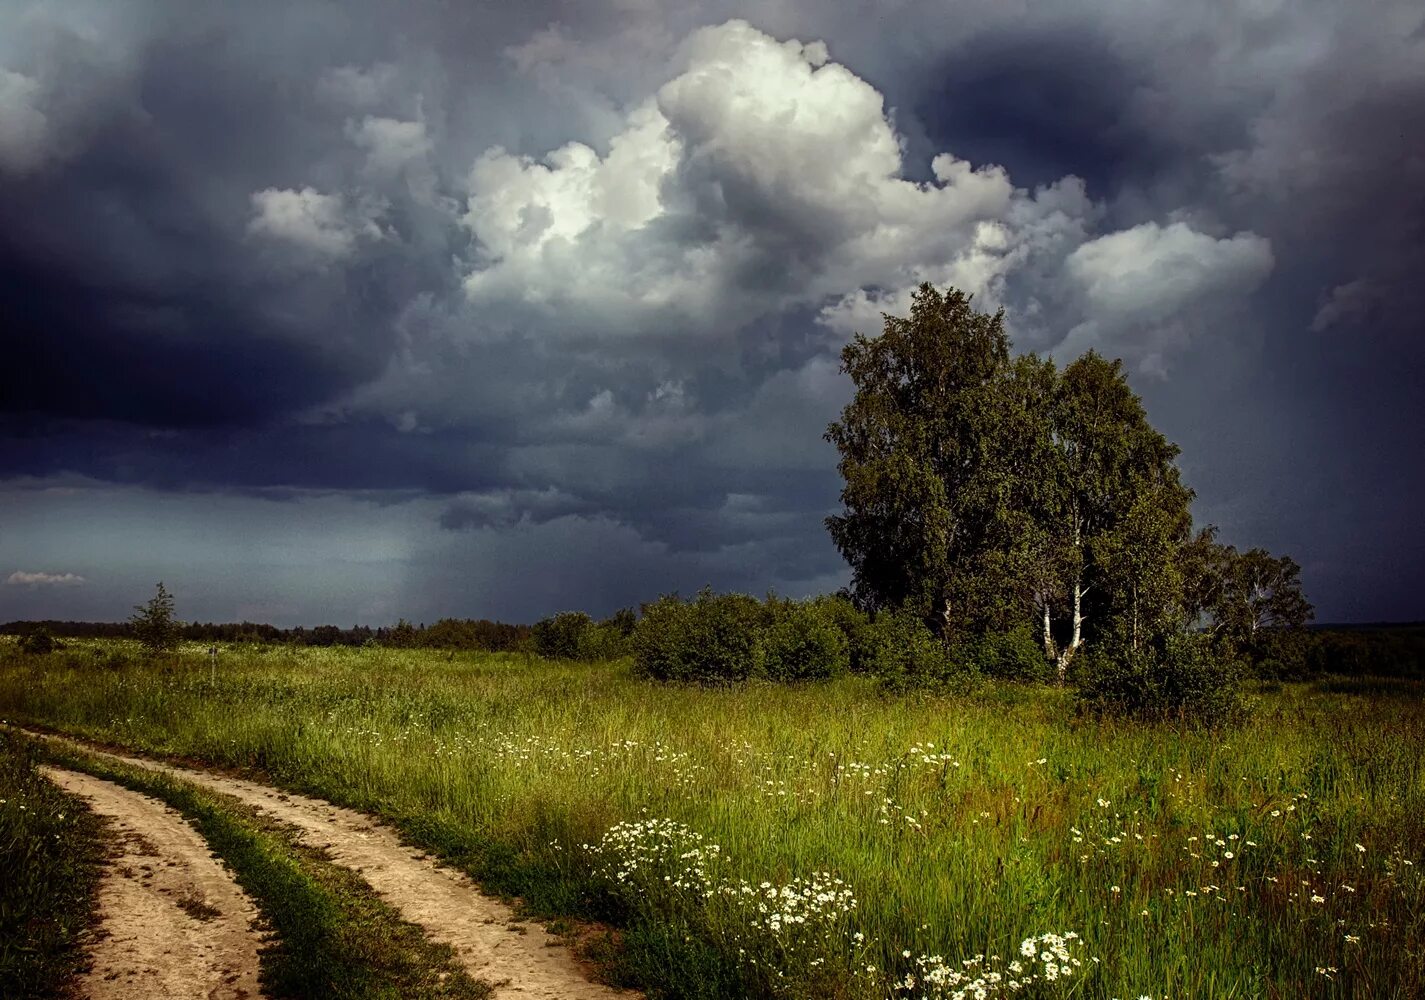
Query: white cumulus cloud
347 115 433 177
457 18 1271 374
6 570 86 587
458 20 1036 338
0 68 49 175
1059 221 1275 373
248 186 385 260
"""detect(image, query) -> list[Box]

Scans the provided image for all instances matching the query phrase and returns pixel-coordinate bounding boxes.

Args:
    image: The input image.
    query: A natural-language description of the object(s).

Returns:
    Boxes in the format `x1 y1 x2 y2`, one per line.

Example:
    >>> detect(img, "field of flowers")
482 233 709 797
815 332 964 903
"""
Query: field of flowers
2 640 1422 998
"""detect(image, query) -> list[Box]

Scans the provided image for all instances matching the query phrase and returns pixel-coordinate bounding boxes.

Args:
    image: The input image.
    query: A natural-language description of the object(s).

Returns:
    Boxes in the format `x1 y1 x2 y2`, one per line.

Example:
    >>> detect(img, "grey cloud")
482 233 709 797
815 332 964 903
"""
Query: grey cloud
1 0 1421 622
439 488 596 530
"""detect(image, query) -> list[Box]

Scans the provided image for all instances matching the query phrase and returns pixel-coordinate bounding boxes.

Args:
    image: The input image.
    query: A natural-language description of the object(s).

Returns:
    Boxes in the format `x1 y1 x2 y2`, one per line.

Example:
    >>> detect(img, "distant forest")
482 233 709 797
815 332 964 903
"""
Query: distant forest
3 617 1423 677
0 617 529 652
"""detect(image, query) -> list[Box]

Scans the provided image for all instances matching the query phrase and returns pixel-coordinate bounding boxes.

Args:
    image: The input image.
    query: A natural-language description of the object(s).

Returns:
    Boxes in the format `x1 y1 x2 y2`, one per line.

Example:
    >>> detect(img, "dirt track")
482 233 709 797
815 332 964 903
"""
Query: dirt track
34 732 631 1000
41 766 265 1000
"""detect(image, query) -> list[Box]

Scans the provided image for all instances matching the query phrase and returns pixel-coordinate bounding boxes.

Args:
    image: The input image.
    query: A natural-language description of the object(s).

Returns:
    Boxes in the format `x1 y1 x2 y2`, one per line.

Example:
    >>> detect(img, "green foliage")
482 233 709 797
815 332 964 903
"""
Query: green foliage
825 284 1016 627
865 607 978 693
1076 632 1243 726
809 594 874 673
18 628 58 655
1249 628 1315 680
824 285 1215 674
603 607 638 638
632 590 767 684
129 581 181 654
761 600 849 681
1181 529 1315 675
972 625 1052 683
385 618 420 648
530 610 635 662
532 611 596 660
0 732 106 998
1042 353 1195 672
1304 626 1425 678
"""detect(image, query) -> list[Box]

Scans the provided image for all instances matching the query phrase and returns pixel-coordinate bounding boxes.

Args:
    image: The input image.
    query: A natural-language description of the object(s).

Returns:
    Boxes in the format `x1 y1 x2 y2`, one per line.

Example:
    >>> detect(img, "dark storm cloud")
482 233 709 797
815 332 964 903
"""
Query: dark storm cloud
2 0 1422 622
914 26 1175 197
0 4 459 431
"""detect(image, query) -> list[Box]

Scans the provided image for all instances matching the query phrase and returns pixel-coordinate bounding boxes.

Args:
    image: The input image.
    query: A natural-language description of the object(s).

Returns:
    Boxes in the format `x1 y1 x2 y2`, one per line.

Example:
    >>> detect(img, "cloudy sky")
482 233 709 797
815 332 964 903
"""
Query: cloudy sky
2 0 1421 626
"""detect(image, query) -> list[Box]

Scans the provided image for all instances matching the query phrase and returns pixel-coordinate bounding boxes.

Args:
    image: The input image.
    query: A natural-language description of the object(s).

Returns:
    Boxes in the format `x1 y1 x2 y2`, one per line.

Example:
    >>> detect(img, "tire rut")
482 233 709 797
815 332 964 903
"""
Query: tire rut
40 766 266 1000
33 732 634 1000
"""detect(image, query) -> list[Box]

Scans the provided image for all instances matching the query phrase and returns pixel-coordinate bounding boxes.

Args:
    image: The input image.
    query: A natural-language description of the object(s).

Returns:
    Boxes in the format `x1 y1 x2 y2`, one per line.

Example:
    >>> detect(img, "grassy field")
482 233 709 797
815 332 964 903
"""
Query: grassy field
2 639 1422 999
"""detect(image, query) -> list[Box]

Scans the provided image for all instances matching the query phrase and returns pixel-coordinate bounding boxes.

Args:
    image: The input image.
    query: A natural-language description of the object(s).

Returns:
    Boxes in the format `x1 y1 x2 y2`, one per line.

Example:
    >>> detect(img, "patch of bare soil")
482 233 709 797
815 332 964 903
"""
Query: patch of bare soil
34 735 634 1000
39 766 265 1000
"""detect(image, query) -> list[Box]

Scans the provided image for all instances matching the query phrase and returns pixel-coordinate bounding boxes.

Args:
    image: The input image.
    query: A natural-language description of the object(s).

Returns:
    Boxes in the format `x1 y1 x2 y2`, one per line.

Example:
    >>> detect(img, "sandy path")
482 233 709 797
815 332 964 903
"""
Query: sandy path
32 733 632 1000
40 766 265 1000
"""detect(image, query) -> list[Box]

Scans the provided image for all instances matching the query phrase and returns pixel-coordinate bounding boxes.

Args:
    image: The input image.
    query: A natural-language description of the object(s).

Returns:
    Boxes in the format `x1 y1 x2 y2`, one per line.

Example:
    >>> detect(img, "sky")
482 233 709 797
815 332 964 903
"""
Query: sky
2 0 1422 627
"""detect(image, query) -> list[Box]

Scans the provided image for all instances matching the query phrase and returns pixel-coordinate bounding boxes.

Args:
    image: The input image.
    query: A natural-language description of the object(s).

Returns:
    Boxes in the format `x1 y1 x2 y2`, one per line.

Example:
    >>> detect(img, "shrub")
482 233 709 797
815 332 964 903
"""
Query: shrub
577 620 633 661
19 628 58 655
809 595 874 673
532 611 595 660
1246 628 1314 680
632 589 766 684
761 600 849 681
1076 631 1243 726
973 625 1052 683
865 607 978 693
383 618 419 648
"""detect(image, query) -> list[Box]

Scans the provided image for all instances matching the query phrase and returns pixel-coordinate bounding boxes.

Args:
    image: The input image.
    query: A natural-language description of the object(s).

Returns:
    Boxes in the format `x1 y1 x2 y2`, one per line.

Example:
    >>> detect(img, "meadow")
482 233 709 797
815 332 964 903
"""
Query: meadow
2 639 1422 999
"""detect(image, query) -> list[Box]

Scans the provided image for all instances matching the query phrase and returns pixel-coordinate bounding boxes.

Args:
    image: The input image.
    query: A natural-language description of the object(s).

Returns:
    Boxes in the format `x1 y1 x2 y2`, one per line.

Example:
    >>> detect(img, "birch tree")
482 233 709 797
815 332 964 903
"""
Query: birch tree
1043 353 1192 680
826 288 1194 670
824 284 1015 628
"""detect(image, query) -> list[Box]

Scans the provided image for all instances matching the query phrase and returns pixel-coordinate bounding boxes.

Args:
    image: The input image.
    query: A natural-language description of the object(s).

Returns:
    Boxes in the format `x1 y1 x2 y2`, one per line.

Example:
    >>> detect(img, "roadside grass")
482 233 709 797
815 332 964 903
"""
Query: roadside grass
28 732 492 1000
0 729 107 998
4 639 1425 998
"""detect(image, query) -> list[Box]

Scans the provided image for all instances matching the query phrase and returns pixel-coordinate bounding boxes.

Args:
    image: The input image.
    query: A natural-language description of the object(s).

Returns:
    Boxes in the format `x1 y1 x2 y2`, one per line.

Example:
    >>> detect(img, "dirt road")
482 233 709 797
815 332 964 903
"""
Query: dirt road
33 732 632 1000
41 766 266 1000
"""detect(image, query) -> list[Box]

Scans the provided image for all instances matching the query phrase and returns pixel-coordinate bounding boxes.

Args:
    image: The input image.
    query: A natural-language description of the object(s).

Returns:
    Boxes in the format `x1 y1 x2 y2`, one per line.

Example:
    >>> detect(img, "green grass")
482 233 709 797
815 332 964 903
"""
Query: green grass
3 638 1424 998
29 732 491 1000
0 729 107 998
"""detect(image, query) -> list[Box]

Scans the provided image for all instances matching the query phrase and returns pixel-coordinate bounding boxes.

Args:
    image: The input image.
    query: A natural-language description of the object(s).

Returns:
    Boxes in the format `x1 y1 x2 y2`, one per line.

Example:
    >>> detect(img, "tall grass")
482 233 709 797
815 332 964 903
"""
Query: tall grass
3 639 1423 998
0 729 106 997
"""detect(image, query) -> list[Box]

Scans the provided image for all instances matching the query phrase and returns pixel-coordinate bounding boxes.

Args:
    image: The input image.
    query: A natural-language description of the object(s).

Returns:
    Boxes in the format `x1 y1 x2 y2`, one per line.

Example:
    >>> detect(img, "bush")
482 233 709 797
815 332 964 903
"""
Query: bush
532 611 595 660
1246 628 1314 680
19 628 58 655
1076 631 1243 726
578 620 634 661
973 625 1052 683
809 595 874 673
761 600 849 681
632 590 767 684
865 607 978 693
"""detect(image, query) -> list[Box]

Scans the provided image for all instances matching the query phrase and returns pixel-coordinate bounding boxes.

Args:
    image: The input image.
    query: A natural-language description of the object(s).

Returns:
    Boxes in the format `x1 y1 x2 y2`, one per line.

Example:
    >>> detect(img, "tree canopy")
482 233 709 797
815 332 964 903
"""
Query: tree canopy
825 283 1301 682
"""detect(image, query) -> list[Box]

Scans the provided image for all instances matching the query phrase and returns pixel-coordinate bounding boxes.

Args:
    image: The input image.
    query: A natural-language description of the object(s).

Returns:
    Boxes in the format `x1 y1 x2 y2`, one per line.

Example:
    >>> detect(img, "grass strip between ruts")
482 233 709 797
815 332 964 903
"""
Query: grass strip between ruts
27 733 492 1000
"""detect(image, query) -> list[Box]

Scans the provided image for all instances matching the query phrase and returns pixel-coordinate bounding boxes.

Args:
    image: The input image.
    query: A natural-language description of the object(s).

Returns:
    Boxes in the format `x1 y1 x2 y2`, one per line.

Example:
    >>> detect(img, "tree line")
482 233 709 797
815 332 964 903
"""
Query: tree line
3 610 531 652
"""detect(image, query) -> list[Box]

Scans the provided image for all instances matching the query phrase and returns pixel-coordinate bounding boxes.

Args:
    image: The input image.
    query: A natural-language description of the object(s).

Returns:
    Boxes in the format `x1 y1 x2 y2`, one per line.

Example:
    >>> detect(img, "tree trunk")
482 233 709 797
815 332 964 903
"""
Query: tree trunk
1055 516 1085 685
1055 579 1084 685
1041 601 1056 663
1131 583 1139 652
